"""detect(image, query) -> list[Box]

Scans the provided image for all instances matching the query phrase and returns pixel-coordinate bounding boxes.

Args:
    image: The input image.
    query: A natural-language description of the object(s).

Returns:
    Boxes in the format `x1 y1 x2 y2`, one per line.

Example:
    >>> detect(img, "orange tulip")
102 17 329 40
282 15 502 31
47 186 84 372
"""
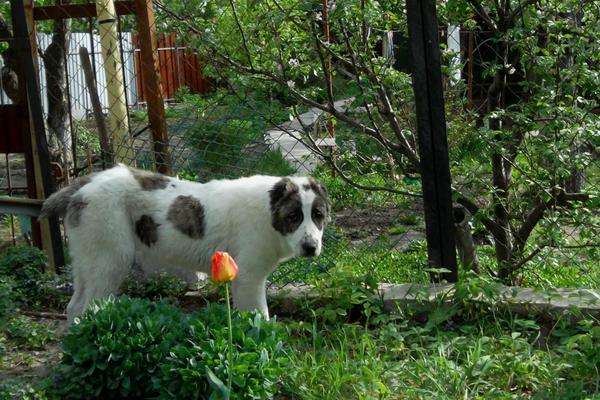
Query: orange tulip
211 251 239 283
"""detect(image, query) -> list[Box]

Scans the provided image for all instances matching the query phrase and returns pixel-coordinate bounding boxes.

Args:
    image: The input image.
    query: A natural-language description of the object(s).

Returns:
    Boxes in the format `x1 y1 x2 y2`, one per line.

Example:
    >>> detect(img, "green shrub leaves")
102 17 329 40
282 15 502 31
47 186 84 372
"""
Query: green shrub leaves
55 297 287 399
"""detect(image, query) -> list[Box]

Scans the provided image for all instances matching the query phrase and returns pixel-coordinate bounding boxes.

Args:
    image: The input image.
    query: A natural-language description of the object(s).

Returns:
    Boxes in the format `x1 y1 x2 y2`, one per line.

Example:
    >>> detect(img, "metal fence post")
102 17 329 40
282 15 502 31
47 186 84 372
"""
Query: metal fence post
406 0 457 282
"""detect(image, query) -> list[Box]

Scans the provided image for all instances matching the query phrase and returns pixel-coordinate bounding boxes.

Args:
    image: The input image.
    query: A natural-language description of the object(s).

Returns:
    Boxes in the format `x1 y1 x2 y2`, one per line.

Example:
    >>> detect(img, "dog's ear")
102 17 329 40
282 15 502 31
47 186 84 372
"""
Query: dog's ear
309 178 331 216
269 178 298 208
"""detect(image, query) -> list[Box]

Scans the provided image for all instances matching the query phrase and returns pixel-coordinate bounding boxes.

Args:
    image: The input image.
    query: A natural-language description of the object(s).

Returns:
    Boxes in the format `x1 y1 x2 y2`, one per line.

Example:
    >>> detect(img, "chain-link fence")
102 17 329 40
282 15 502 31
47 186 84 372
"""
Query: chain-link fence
1 0 598 289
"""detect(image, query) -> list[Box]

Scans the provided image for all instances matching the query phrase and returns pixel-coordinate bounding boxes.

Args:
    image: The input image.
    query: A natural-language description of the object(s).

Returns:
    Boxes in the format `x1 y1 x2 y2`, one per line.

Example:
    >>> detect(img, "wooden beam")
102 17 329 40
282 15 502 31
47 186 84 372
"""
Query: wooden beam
33 1 135 21
12 0 65 272
79 47 113 168
406 0 457 282
0 196 43 217
134 0 172 174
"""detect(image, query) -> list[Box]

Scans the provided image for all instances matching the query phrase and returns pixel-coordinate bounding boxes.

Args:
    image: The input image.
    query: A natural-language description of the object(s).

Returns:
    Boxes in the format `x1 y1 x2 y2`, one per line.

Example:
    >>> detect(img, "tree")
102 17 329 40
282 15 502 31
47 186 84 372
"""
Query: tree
1 1 73 177
161 0 599 282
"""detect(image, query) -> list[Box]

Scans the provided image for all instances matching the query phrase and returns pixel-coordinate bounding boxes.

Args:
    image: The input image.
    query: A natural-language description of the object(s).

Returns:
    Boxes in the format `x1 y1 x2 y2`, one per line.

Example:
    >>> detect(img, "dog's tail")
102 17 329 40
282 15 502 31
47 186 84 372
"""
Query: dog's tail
39 175 93 219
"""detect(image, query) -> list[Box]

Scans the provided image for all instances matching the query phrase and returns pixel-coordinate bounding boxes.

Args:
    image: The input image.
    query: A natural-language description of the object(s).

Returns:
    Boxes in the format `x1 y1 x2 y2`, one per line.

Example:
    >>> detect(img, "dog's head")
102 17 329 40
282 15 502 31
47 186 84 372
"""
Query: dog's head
269 177 331 257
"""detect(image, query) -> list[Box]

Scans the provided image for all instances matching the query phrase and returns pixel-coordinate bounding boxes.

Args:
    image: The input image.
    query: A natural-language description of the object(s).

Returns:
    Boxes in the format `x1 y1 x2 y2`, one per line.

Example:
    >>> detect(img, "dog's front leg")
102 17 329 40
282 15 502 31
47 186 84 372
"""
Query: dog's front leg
231 275 269 320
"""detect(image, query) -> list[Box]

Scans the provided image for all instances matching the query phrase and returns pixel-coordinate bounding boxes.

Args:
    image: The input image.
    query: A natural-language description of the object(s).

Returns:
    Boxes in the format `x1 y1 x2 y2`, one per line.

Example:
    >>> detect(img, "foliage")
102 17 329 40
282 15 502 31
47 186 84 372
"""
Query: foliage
160 0 600 283
55 297 188 399
121 271 188 302
307 265 385 326
0 380 53 400
0 276 17 322
1 315 55 350
158 303 288 399
54 297 288 399
281 274 600 399
0 246 70 310
178 88 296 179
0 274 55 352
0 246 46 300
30 271 72 310
74 121 101 156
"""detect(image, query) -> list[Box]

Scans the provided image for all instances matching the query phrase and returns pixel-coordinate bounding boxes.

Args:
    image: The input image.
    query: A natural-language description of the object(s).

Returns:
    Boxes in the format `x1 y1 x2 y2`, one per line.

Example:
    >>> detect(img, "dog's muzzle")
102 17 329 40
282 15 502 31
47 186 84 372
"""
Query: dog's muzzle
301 240 318 257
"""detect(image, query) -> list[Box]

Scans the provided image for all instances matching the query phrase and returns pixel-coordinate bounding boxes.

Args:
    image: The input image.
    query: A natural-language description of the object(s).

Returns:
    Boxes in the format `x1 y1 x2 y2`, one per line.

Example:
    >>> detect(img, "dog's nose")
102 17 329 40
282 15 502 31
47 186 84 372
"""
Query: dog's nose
302 242 317 257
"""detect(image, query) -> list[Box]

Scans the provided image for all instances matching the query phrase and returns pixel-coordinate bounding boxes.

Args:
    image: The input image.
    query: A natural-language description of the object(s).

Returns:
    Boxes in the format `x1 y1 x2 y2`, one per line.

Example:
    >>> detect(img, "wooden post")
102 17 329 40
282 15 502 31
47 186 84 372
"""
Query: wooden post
79 47 113 168
12 0 65 272
96 0 134 164
134 0 171 174
406 0 457 282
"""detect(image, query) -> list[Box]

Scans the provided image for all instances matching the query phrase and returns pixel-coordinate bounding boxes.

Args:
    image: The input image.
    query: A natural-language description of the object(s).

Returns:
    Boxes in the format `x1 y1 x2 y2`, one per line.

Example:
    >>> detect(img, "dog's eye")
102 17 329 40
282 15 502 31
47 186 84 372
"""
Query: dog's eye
313 210 324 219
287 213 301 223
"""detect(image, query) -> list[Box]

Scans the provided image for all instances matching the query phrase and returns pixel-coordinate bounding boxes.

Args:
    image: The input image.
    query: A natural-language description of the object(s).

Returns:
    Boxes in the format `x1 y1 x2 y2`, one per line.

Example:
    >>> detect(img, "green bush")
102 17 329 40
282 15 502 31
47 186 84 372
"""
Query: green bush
2 315 55 349
0 246 46 300
0 380 53 400
121 271 188 302
0 246 71 310
0 276 17 321
56 297 187 399
159 303 288 399
55 297 288 399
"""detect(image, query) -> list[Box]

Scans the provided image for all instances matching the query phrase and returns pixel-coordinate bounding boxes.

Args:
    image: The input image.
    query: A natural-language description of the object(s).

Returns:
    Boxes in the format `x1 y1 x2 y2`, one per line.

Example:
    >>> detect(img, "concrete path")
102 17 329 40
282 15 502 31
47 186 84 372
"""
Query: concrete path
264 98 355 174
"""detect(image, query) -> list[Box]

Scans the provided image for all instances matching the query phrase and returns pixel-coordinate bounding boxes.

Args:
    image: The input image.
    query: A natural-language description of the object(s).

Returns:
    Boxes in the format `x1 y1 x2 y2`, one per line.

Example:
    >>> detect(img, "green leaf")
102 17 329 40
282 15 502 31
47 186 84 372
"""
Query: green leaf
206 367 230 400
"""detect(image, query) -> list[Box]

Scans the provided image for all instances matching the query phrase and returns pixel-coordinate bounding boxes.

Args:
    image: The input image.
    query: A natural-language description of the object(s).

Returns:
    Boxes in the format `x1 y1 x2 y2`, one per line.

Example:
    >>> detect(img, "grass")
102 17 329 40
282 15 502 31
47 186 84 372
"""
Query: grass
1 261 600 399
276 273 600 399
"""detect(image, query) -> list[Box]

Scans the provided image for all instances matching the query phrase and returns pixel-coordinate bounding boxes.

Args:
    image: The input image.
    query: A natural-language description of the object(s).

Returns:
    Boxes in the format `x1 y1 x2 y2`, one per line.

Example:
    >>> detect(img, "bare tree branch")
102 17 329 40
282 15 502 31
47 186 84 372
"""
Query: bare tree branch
227 0 254 71
467 0 498 32
515 190 590 252
454 191 506 240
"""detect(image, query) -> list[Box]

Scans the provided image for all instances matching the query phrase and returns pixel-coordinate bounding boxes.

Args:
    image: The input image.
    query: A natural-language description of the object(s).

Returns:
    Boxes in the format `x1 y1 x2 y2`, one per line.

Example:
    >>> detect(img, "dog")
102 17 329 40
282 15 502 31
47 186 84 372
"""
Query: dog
39 164 330 324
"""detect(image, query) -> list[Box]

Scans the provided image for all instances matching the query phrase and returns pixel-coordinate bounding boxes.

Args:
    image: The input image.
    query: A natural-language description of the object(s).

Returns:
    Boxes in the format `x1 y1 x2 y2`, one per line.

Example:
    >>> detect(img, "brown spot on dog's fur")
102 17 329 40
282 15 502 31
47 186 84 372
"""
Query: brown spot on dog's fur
136 215 160 247
167 195 205 238
269 178 303 235
129 168 169 191
66 196 88 227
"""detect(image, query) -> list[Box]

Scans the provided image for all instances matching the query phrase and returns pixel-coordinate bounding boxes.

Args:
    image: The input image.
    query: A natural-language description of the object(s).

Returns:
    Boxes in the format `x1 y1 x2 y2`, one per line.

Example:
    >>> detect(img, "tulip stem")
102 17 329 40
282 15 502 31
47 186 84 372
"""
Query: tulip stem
225 283 233 397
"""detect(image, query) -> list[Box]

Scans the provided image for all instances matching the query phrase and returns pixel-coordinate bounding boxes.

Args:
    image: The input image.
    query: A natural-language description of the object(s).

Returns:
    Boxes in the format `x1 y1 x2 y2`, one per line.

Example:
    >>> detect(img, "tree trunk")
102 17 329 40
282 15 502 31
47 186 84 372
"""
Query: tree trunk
487 39 514 280
43 6 73 179
0 16 19 103
453 206 481 273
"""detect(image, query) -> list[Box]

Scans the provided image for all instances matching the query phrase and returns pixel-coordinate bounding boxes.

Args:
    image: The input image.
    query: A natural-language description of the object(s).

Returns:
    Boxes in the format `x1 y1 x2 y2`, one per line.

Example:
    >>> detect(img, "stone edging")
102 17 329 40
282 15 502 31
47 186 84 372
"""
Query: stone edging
266 283 600 319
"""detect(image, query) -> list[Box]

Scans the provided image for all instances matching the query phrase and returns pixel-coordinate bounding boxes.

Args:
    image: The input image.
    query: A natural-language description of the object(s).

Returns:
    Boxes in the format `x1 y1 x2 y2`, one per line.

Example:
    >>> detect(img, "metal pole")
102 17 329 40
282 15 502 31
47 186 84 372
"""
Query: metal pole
406 0 457 282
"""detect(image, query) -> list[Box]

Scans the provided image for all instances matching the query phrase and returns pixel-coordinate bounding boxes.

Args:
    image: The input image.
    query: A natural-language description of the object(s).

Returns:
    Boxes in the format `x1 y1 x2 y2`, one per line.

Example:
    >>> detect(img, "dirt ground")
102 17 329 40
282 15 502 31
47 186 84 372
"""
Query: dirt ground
0 318 66 385
334 204 426 250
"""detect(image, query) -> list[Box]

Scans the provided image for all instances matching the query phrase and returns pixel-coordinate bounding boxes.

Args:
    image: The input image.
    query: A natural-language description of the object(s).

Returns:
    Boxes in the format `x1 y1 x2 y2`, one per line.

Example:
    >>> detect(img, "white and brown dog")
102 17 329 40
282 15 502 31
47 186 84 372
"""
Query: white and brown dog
40 164 330 324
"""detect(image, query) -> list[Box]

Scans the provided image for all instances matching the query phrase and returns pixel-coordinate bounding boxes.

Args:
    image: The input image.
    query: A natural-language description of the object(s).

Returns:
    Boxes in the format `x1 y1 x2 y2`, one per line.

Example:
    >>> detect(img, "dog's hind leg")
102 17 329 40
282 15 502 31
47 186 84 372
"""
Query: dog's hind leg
66 224 135 325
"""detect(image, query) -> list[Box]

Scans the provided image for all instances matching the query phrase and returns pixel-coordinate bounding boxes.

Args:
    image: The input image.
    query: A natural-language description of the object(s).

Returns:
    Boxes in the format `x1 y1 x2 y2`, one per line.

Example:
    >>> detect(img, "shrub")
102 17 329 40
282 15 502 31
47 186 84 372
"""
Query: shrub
121 271 188 302
0 380 53 400
30 271 72 310
2 315 55 349
158 303 288 399
56 297 188 399
55 297 288 399
0 246 71 310
0 276 17 321
0 246 46 300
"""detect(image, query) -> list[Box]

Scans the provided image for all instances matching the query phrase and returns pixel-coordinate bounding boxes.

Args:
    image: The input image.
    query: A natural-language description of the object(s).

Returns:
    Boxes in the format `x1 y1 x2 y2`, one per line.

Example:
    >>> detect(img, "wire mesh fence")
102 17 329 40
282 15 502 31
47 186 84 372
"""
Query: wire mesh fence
0 0 598 289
